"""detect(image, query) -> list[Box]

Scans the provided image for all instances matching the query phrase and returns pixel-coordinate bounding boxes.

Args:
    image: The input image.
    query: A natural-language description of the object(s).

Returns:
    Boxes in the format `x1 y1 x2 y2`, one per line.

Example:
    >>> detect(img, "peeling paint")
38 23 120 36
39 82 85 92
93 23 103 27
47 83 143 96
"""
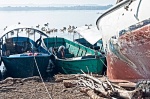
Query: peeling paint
107 24 150 81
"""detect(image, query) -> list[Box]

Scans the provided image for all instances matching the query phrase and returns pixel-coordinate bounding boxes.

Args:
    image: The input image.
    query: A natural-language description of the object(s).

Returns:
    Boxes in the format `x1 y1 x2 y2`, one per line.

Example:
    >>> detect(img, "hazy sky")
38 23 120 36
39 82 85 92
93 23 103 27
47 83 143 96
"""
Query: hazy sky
0 0 116 6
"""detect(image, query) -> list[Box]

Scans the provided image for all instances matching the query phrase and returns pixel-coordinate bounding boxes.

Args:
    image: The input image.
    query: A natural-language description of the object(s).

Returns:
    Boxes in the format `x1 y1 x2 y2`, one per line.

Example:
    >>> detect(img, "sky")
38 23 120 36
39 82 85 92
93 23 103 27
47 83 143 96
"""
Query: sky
0 0 116 6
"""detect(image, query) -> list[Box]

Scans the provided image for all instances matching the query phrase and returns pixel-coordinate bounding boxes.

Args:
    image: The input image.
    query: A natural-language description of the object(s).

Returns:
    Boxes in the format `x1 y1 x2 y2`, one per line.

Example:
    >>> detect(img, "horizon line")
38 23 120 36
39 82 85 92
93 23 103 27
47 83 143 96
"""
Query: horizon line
0 4 113 7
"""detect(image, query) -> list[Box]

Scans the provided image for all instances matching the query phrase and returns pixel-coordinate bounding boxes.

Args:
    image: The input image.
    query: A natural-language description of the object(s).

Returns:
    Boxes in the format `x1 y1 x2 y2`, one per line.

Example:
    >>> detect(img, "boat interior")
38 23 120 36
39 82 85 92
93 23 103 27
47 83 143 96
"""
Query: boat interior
0 37 49 57
0 27 51 57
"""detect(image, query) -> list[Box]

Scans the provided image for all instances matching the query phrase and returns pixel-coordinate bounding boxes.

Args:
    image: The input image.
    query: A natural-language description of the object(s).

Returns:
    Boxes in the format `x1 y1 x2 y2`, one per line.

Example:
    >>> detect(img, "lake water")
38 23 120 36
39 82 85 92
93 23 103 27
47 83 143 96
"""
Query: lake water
0 10 104 33
0 10 105 70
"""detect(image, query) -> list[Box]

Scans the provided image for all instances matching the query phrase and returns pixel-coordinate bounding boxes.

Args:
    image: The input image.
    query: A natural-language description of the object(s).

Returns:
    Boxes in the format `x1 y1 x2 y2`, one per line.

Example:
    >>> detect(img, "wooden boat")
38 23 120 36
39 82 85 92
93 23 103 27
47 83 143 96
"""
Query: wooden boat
96 0 150 81
43 37 106 74
0 25 54 78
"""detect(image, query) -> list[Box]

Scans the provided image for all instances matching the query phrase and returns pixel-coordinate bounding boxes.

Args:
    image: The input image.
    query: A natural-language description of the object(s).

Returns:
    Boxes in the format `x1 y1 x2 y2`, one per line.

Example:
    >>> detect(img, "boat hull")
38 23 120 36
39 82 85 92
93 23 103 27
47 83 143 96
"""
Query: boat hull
44 37 106 74
56 58 106 74
2 56 50 78
107 24 150 80
97 0 150 80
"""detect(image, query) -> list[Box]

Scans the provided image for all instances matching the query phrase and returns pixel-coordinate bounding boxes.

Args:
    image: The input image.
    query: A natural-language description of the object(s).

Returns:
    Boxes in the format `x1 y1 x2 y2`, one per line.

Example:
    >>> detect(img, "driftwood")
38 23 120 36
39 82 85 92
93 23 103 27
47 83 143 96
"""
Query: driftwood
77 74 143 99
54 74 77 82
0 77 22 84
21 76 41 82
0 76 41 85
57 74 149 98
110 79 136 89
80 87 107 99
0 86 16 90
55 74 102 82
79 78 110 98
63 80 78 88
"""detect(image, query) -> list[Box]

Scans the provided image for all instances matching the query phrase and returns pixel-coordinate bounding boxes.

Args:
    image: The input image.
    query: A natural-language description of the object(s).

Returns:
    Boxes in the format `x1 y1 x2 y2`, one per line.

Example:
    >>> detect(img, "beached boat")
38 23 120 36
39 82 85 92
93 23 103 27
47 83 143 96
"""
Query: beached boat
0 25 54 78
97 0 150 81
43 37 106 74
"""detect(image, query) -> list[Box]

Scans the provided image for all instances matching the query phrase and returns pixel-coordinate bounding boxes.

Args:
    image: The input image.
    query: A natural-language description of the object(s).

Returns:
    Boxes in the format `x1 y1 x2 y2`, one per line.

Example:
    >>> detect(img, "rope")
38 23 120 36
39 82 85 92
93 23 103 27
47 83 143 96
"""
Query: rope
99 58 107 68
33 56 53 99
95 51 107 68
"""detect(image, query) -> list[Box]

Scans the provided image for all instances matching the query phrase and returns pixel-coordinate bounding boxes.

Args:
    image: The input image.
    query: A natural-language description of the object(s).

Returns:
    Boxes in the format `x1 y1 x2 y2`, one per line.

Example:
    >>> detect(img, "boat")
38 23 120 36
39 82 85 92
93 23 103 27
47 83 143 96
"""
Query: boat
0 25 55 78
96 0 150 81
43 37 106 74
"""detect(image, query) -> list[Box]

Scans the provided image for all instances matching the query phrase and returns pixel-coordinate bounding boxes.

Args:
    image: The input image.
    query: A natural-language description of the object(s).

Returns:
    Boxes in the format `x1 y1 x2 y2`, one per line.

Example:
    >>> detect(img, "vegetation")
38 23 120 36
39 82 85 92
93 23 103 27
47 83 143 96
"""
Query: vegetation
0 5 112 11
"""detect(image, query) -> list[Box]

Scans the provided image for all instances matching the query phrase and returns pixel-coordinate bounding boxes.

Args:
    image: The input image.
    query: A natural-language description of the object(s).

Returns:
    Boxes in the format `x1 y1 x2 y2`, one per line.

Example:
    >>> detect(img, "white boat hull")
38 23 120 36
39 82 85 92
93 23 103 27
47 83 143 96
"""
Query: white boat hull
97 0 150 81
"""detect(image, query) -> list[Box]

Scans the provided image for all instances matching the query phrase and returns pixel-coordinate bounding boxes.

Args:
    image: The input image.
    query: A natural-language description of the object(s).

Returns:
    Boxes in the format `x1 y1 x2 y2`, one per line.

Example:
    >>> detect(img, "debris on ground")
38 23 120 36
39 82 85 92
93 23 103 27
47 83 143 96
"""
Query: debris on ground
0 74 150 99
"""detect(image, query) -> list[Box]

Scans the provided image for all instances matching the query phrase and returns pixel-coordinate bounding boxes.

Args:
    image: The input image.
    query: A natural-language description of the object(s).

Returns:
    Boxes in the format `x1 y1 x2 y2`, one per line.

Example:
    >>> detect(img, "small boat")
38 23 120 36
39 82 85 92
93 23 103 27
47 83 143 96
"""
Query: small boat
0 25 54 78
43 37 106 74
97 0 150 81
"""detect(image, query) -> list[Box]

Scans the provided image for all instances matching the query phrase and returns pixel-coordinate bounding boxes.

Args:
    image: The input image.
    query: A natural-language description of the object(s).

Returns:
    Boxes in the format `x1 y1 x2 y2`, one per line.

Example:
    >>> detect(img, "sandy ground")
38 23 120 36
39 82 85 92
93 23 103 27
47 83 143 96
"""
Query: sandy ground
0 76 89 99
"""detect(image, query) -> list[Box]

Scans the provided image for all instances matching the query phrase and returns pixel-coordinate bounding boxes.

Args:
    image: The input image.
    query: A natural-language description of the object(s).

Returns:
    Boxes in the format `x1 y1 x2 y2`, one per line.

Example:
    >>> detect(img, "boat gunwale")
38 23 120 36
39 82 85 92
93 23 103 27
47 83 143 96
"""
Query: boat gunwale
56 57 106 61
96 0 135 30
2 55 50 58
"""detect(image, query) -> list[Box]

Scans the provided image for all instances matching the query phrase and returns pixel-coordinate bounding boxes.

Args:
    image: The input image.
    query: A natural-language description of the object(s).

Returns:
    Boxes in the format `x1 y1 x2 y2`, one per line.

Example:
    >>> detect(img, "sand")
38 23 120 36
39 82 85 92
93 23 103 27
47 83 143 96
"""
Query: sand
0 76 89 99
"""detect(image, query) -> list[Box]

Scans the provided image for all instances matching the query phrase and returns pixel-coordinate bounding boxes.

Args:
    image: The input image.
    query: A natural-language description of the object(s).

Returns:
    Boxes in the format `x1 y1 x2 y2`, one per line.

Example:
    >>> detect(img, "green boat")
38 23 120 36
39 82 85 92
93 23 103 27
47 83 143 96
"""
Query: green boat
0 25 55 78
43 37 106 74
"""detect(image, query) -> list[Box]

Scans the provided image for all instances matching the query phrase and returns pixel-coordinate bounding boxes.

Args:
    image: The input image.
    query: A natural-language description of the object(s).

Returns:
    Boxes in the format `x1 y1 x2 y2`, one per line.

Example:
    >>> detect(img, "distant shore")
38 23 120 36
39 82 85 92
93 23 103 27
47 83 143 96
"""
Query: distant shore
0 5 112 11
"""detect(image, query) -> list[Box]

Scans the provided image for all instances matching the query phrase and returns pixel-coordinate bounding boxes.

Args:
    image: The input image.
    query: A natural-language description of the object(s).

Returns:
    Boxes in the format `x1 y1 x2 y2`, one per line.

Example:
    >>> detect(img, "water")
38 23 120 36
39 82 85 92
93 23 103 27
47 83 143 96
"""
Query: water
0 10 104 33
0 10 105 70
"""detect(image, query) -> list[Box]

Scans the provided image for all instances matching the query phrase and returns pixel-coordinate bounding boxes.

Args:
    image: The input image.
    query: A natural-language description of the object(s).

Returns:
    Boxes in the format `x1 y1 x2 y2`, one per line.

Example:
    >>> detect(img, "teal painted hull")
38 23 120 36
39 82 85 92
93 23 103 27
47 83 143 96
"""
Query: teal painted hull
2 56 50 78
56 57 106 74
0 27 53 78
44 37 106 74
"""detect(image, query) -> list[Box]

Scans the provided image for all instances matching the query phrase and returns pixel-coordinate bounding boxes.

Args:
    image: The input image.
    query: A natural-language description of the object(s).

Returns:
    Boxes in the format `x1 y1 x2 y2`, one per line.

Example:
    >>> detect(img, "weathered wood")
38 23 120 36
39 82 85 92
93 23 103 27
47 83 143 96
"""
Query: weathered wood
55 74 103 82
79 78 109 98
80 88 107 99
54 74 146 98
21 76 41 82
77 74 144 99
0 77 23 85
54 74 77 82
114 88 142 99
63 80 78 88
0 77 14 84
117 82 136 88
104 76 115 91
77 74 106 87
1 86 16 90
